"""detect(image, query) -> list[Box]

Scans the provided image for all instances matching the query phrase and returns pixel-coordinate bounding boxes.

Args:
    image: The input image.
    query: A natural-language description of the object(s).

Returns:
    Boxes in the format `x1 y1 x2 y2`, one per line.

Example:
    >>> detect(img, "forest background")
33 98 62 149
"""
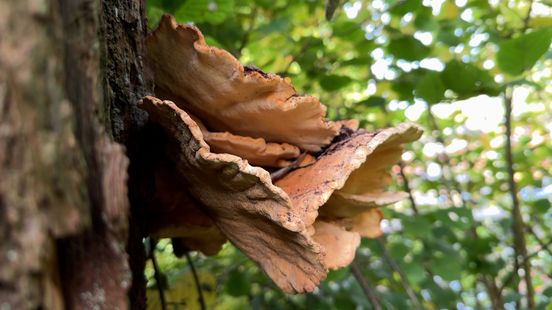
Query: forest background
144 0 552 309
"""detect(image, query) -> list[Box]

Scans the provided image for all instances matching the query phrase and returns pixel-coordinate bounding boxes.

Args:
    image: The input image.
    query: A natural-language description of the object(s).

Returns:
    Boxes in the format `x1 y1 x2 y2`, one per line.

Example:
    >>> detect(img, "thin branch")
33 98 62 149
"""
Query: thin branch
426 109 467 208
523 0 535 31
500 238 552 292
350 261 383 310
526 225 552 258
380 104 419 216
480 276 506 310
376 237 422 309
149 239 167 310
185 252 206 310
503 91 535 309
398 161 419 215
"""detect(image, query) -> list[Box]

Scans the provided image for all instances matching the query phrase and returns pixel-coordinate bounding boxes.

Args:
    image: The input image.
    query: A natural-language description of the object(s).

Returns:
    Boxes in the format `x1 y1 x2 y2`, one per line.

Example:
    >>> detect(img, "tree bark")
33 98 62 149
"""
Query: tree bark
0 0 151 308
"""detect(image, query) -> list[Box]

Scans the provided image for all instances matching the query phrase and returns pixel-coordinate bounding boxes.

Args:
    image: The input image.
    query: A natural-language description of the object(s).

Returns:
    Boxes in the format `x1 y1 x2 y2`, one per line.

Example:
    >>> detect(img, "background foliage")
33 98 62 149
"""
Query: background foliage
145 0 552 309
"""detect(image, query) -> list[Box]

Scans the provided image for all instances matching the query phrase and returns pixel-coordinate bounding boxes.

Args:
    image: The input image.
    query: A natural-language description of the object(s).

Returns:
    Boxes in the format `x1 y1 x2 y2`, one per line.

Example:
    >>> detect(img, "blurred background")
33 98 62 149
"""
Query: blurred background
144 0 552 309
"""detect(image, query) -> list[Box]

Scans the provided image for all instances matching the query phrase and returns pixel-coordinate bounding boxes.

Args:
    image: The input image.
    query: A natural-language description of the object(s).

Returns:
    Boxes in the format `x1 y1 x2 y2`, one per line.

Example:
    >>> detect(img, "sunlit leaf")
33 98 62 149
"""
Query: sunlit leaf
388 36 431 61
320 74 353 91
496 28 552 76
415 71 445 103
441 60 499 98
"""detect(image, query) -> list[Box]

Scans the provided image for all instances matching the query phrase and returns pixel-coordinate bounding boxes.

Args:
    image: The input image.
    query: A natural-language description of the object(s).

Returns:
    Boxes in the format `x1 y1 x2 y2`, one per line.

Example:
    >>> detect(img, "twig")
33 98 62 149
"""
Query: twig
500 238 552 292
149 239 167 310
350 261 382 310
523 0 534 31
185 252 206 310
398 161 419 215
526 225 552 258
426 109 466 208
503 91 535 309
376 237 422 309
480 276 506 310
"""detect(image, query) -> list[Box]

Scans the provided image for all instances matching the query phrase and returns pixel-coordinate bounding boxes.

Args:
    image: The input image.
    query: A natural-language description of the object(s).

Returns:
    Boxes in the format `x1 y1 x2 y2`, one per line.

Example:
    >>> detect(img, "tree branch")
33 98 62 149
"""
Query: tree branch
480 276 506 310
149 239 167 310
376 237 422 309
185 252 207 310
398 161 419 215
526 225 552 258
499 238 552 292
503 91 535 309
350 261 383 310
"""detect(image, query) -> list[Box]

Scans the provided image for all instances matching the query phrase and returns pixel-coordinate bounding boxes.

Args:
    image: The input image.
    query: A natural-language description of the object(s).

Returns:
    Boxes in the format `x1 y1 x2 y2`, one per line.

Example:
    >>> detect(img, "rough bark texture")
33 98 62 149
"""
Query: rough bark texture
99 0 153 308
0 0 150 308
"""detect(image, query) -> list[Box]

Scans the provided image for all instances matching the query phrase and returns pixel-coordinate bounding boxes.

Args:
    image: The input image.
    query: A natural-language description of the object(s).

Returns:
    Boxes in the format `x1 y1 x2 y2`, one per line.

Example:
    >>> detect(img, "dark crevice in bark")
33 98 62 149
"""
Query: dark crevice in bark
99 0 153 308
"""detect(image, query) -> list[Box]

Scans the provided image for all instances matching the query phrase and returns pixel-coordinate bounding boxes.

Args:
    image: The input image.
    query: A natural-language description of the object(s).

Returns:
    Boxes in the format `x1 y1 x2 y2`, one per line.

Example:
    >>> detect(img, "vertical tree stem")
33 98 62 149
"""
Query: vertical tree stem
376 237 422 309
351 261 383 310
426 106 505 308
149 239 167 310
503 92 535 309
185 252 207 310
399 161 419 215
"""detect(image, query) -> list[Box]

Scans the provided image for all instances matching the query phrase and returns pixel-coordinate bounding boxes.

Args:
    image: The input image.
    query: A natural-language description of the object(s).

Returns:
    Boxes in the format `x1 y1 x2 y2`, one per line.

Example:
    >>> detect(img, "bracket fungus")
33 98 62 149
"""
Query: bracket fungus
141 14 423 294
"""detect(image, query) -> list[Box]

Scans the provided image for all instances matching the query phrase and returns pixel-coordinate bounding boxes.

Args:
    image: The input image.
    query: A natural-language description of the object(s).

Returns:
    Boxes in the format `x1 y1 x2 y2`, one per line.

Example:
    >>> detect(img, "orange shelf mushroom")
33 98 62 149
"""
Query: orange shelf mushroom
146 14 340 152
141 15 423 294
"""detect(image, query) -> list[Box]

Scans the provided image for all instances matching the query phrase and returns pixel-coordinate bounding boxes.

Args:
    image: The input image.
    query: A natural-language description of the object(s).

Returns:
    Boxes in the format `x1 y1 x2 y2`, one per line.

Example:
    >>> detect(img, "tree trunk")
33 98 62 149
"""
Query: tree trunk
0 0 151 308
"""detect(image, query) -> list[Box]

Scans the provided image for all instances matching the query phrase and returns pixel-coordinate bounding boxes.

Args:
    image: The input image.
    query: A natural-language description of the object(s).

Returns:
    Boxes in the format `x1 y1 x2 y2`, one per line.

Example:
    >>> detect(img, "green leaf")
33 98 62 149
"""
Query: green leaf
225 269 251 297
441 60 499 98
388 242 410 259
496 28 552 76
356 96 386 108
332 21 361 38
388 36 430 61
175 0 235 25
334 293 357 310
532 199 551 214
389 0 422 16
320 75 353 91
415 71 445 103
403 262 425 284
432 253 462 281
402 215 432 236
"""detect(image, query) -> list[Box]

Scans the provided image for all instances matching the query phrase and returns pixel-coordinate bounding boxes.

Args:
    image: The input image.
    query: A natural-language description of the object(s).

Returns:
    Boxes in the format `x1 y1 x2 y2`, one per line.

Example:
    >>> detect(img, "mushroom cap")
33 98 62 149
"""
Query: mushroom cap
139 96 327 293
146 14 340 152
140 95 422 292
275 123 423 227
351 208 385 238
312 221 361 270
189 113 302 168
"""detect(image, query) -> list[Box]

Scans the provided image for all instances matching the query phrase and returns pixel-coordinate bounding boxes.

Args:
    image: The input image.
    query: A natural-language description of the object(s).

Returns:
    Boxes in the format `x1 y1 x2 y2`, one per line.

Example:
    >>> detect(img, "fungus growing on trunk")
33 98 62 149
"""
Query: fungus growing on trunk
141 14 423 293
146 14 340 152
